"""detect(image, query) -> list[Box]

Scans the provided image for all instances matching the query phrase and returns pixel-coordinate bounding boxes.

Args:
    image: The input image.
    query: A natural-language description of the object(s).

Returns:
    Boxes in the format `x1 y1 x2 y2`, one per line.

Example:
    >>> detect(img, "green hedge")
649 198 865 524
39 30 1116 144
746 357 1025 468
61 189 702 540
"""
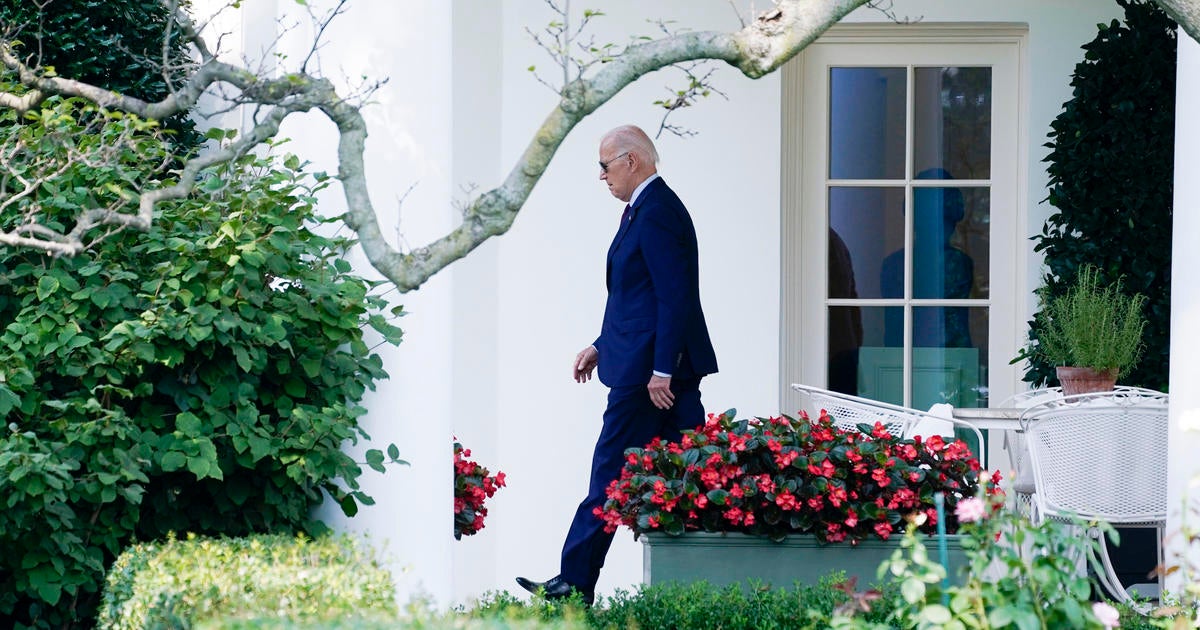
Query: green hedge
456 578 893 630
97 533 397 629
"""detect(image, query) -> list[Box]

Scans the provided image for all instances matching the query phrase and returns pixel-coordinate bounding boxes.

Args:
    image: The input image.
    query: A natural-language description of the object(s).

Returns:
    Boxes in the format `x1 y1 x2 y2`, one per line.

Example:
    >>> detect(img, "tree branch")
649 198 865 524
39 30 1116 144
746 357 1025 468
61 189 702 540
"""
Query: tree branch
3 0 1196 294
1154 0 1200 42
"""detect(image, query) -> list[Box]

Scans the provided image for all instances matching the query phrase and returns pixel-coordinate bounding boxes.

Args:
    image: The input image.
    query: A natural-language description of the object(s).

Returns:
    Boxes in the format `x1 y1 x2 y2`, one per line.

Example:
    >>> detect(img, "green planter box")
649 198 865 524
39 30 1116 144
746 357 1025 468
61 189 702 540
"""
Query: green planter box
642 532 968 589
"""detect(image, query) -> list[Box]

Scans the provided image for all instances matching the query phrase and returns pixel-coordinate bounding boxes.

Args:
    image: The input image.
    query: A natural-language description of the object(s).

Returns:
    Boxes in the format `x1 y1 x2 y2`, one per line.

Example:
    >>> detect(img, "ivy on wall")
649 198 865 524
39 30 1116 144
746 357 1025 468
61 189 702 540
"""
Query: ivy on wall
1023 0 1176 390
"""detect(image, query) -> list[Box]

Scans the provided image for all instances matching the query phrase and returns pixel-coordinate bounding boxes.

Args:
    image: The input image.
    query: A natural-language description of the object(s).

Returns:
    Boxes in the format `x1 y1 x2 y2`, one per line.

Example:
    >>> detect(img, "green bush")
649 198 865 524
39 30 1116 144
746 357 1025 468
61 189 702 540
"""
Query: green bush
451 578 893 630
0 0 201 148
0 99 402 628
97 533 397 629
1025 0 1176 390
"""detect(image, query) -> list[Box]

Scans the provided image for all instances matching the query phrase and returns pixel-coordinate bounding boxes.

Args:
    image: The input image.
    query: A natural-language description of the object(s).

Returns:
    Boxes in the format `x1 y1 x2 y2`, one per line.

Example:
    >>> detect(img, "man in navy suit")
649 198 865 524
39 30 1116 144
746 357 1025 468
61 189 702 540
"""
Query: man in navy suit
516 125 718 605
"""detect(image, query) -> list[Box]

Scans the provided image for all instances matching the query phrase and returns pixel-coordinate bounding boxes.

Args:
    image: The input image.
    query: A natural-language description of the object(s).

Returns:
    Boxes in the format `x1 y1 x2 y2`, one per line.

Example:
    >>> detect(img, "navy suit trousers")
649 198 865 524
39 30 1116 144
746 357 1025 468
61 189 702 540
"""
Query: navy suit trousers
559 377 704 592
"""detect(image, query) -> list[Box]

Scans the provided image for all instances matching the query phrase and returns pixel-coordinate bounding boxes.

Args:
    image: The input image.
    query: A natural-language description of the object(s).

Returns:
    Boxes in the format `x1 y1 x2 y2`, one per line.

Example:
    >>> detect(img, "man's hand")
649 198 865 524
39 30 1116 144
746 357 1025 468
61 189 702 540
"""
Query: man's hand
573 345 598 383
647 374 674 409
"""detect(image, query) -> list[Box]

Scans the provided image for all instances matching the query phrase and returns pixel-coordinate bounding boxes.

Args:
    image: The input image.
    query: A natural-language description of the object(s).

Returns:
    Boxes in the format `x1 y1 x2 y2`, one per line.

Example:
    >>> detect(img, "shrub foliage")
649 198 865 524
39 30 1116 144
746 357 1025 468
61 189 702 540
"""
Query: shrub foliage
0 0 201 147
1025 0 1175 390
97 533 397 630
1032 264 1147 376
0 100 402 627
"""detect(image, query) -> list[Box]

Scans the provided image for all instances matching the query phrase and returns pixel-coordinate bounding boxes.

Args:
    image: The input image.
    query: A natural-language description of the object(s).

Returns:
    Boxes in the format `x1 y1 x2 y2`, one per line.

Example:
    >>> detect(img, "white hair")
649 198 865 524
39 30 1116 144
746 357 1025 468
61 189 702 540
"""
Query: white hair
602 125 659 165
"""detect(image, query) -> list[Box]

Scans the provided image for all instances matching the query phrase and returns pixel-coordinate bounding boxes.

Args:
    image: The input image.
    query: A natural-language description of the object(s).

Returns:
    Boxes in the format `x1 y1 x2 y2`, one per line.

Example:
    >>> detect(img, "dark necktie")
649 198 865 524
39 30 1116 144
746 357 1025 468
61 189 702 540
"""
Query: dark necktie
621 204 631 223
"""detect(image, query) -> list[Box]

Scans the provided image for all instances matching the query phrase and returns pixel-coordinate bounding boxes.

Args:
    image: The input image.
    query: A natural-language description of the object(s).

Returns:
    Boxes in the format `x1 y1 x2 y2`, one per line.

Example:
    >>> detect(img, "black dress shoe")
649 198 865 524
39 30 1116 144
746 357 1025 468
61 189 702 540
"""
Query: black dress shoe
515 575 594 606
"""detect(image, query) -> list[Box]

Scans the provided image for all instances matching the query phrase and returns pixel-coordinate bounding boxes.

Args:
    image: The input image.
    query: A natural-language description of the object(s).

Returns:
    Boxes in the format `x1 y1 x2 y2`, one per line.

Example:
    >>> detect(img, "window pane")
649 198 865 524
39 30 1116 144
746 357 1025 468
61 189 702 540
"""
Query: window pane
827 305 864 396
913 67 992 179
830 187 905 300
848 306 903 405
909 185 989 300
910 306 989 409
830 67 906 179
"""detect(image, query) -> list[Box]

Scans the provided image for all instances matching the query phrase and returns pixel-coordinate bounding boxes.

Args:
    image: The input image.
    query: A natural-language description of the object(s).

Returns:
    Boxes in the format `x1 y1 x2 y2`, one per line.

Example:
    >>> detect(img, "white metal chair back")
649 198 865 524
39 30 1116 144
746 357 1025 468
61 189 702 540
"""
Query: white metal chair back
790 384 987 468
1021 391 1168 607
999 385 1164 411
791 384 916 437
1003 387 1166 522
1023 392 1168 522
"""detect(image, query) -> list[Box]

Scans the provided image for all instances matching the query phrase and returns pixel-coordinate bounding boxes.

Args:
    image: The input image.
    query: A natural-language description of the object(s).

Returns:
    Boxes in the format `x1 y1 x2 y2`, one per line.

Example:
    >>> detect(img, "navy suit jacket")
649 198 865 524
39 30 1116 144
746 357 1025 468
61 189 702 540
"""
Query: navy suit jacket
593 177 718 387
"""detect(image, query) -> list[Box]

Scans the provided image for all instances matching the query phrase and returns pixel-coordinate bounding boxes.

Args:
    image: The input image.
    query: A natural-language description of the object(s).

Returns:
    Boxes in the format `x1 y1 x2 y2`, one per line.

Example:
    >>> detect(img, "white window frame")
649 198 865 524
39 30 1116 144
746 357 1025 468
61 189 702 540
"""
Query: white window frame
780 23 1029 415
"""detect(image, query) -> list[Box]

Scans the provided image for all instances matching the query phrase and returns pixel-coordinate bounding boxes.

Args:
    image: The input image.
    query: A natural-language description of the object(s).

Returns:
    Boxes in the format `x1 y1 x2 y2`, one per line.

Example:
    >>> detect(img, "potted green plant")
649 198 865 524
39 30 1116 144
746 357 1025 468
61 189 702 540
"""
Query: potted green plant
596 409 1001 589
1031 264 1147 395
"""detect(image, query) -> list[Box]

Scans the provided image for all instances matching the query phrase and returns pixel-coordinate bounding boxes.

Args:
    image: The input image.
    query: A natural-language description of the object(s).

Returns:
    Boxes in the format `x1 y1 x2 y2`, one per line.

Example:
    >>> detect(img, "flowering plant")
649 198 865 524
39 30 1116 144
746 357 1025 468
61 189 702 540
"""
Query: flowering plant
871 492 1124 629
596 409 1001 544
453 439 506 539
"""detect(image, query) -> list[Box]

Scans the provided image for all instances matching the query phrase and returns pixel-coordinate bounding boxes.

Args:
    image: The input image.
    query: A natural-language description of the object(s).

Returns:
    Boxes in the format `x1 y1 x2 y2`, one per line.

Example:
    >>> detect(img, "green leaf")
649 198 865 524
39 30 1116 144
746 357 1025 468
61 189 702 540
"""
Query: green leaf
988 606 1016 627
338 493 358 516
365 449 386 473
36 275 61 300
919 605 953 625
386 443 400 460
186 456 214 480
161 451 187 471
176 412 202 436
706 488 729 506
900 577 925 604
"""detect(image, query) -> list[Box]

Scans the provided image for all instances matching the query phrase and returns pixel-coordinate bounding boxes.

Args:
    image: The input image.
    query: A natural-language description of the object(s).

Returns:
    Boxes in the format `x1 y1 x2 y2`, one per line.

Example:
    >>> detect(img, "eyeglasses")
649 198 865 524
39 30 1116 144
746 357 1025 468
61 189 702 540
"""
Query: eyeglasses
599 151 630 174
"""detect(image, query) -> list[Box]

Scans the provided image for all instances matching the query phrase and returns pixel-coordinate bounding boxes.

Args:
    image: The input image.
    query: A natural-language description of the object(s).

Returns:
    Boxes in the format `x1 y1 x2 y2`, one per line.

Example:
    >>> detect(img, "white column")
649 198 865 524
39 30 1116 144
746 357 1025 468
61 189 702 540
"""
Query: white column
268 0 456 607
1166 26 1200 596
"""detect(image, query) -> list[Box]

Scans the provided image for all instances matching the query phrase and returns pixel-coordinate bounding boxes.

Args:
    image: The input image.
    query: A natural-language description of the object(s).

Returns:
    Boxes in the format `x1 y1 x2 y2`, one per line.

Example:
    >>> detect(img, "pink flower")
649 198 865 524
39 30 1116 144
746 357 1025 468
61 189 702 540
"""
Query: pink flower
954 497 987 523
1092 601 1120 629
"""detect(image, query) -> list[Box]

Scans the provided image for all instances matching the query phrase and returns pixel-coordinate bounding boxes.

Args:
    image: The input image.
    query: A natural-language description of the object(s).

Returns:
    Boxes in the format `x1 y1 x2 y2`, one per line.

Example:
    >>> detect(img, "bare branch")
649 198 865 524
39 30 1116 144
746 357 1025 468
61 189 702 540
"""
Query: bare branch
866 0 921 24
0 0 873 288
301 0 351 75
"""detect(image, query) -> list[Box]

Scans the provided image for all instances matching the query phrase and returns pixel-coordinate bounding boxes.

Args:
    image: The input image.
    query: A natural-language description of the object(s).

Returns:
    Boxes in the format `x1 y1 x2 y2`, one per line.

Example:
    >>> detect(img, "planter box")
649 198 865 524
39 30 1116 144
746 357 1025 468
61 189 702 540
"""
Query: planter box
642 532 968 589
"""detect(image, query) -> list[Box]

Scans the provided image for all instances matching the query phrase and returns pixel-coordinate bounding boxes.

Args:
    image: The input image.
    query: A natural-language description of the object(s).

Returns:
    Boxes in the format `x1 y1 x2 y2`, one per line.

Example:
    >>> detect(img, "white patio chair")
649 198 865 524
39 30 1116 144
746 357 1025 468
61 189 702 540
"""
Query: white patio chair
1000 386 1166 518
790 384 987 469
1021 392 1168 607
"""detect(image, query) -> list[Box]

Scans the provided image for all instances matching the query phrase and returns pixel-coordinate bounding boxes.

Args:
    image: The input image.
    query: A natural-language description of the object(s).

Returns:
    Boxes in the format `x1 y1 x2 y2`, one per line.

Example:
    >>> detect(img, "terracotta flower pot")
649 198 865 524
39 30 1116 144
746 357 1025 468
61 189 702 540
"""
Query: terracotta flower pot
1056 366 1118 396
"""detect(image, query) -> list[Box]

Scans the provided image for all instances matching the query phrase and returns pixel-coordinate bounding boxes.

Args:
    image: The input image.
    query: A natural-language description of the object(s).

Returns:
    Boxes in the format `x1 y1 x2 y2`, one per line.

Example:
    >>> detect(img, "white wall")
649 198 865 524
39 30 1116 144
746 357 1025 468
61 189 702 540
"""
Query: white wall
480 0 782 603
265 0 458 606
1167 27 1200 595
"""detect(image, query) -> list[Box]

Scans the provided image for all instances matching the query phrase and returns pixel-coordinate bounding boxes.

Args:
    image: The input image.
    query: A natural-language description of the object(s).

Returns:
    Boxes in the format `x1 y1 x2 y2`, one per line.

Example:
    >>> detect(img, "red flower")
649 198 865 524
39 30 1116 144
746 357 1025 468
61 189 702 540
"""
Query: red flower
871 467 892 487
827 484 848 507
454 440 505 539
807 458 835 478
596 408 989 545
